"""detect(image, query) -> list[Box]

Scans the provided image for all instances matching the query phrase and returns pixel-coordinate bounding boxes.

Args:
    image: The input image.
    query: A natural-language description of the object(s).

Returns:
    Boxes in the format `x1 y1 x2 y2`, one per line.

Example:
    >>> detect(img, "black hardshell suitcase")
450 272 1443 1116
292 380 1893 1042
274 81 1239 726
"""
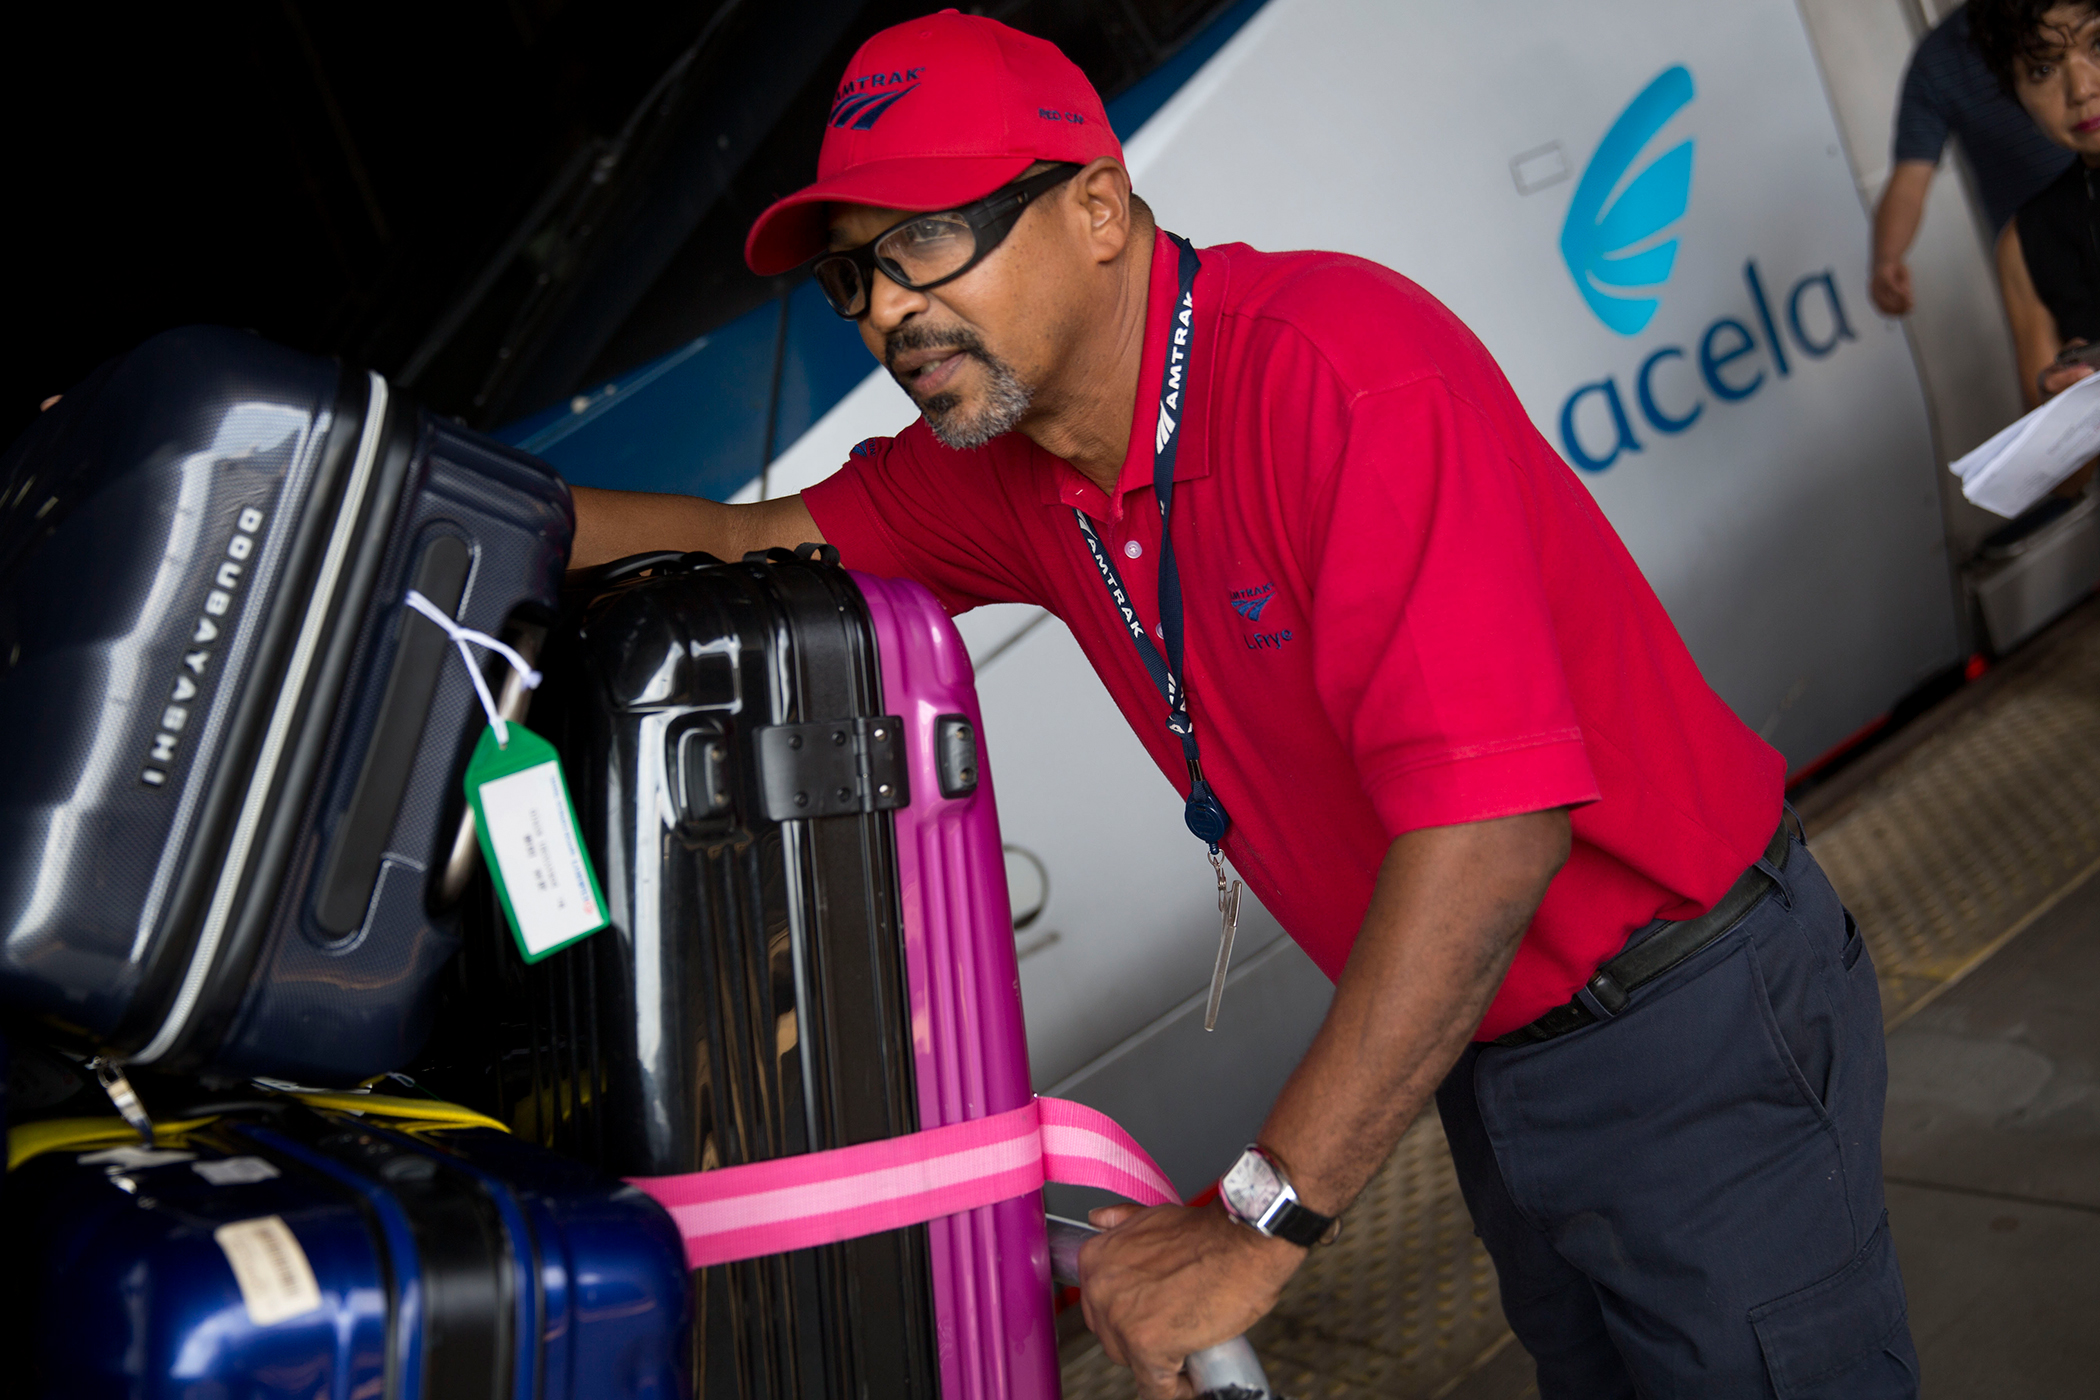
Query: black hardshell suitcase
0 327 572 1085
420 549 939 1400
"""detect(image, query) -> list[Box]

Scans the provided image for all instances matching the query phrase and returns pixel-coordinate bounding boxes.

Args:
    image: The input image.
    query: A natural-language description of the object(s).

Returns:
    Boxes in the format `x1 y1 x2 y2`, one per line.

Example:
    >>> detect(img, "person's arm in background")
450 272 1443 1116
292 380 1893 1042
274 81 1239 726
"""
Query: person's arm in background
1871 160 1937 316
1995 218 2090 408
1999 219 2100 496
569 485 823 569
1878 31 1955 318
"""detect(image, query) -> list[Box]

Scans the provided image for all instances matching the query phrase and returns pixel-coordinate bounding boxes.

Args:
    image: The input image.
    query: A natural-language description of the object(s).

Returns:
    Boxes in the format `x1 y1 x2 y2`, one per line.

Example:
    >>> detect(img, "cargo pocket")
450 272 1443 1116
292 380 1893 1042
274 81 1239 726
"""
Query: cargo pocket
1840 908 1865 970
1749 1212 1917 1398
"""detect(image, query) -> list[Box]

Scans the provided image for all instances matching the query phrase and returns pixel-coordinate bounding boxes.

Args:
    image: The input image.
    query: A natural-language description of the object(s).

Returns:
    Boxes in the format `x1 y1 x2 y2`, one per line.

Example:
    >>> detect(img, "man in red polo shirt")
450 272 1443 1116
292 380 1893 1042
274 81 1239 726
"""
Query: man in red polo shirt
575 12 1916 1398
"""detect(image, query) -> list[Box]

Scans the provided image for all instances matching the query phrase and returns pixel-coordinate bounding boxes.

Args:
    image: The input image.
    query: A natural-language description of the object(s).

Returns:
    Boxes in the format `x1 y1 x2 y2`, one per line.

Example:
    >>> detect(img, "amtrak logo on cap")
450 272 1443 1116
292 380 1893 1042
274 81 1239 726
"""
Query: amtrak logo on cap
829 66 926 130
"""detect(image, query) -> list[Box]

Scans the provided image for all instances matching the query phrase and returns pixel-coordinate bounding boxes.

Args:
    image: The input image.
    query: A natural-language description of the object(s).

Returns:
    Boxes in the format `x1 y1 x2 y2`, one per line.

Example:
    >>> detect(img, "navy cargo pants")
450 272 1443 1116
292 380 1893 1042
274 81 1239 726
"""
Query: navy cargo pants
1436 828 1920 1398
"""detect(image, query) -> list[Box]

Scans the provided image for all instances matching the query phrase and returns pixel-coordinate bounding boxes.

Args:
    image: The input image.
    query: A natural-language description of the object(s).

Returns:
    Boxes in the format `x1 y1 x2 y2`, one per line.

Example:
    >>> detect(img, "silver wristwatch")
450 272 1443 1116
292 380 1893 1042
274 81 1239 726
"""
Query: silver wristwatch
1218 1145 1339 1247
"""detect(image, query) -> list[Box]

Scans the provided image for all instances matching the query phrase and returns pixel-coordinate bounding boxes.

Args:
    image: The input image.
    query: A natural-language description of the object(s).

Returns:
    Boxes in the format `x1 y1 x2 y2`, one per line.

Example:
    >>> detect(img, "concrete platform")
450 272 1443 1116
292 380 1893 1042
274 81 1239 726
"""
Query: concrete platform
1881 861 2100 1397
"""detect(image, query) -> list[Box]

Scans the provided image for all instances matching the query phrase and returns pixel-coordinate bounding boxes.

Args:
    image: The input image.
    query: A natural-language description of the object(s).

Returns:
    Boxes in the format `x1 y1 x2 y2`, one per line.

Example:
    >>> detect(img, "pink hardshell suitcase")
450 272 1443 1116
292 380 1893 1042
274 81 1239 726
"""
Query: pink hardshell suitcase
857 572 1060 1400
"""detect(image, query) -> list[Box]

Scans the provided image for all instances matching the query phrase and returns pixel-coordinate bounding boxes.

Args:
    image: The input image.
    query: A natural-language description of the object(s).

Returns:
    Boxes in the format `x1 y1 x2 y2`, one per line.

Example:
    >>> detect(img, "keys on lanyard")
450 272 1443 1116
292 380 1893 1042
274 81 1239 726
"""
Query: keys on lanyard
1071 232 1245 1029
1205 850 1244 1032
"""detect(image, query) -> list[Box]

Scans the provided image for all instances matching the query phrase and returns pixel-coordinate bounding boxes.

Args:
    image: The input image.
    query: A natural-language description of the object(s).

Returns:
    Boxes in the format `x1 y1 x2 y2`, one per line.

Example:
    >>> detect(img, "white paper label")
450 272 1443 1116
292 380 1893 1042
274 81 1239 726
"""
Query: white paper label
79 1146 195 1169
194 1156 281 1186
478 758 604 956
214 1215 323 1326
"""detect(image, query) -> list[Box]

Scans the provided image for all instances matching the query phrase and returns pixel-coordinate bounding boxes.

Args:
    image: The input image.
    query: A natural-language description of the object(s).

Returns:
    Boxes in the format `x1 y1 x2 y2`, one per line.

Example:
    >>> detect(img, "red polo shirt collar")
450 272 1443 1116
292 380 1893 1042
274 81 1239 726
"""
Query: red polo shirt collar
1037 229 1214 524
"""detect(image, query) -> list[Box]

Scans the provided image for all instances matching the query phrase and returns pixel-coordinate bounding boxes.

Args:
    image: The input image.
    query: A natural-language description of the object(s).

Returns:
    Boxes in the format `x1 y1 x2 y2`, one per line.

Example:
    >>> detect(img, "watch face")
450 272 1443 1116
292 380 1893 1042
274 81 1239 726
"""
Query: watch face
1222 1150 1284 1221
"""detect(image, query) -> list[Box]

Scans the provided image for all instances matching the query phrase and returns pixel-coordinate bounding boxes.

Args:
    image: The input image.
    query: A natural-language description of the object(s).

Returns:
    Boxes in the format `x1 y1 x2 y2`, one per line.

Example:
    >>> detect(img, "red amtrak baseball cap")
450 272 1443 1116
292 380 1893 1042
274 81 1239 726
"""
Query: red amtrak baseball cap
743 9 1123 276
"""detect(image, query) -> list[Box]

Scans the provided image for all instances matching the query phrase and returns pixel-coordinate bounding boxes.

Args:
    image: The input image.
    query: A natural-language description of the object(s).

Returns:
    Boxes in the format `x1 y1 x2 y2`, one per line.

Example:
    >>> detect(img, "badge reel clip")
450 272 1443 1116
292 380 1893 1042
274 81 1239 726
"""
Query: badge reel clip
1187 776 1243 1032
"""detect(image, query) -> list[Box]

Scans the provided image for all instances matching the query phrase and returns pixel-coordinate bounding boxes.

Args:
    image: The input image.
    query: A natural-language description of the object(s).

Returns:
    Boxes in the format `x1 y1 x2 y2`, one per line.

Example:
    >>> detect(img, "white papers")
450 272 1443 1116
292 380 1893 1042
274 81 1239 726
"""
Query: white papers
1951 371 2100 517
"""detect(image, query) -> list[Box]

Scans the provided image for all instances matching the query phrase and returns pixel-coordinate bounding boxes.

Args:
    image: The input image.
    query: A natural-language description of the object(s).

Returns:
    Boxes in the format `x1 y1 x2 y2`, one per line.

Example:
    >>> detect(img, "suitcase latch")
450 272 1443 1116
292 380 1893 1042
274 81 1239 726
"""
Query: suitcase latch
756 715 909 820
934 714 979 798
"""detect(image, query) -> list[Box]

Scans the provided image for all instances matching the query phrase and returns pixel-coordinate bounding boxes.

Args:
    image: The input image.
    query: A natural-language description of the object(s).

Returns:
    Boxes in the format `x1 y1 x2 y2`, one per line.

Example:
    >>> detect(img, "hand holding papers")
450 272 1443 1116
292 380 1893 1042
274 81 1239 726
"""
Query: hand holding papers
1951 371 2100 518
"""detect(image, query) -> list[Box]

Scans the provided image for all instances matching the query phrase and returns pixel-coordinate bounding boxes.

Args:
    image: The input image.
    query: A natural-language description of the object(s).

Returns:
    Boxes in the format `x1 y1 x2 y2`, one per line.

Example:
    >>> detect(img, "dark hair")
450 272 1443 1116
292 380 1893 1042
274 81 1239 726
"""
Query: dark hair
1970 0 2100 92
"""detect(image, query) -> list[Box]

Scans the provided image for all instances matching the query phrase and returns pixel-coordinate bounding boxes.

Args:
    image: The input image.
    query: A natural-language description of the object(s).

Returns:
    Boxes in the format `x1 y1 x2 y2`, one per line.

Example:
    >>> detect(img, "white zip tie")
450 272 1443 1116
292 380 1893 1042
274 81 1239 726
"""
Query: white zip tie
91 1057 157 1147
404 589 541 747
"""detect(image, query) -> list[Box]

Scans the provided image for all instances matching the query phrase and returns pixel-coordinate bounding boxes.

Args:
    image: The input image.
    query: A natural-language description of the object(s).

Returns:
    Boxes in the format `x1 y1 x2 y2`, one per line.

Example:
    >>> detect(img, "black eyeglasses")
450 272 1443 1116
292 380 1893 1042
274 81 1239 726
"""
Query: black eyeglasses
811 163 1083 318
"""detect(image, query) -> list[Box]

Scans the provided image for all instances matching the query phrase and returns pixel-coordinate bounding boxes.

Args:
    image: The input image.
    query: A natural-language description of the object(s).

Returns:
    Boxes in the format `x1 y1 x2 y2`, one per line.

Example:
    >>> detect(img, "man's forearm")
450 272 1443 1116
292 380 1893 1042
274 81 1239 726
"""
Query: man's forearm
1074 810 1572 1396
1254 810 1570 1217
569 485 823 570
1872 160 1934 268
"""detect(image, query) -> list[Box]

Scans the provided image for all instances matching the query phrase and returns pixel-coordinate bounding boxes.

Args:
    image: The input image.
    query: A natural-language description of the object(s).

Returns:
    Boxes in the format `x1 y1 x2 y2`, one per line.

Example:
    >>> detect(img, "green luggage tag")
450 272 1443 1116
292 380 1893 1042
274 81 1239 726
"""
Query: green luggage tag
463 722 608 962
405 588 608 964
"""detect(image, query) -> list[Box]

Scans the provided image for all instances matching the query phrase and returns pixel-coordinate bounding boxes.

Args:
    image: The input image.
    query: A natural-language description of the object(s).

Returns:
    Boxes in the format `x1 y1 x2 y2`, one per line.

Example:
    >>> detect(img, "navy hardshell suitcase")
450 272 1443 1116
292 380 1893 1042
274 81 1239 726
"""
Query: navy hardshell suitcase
0 327 572 1083
2 1101 690 1399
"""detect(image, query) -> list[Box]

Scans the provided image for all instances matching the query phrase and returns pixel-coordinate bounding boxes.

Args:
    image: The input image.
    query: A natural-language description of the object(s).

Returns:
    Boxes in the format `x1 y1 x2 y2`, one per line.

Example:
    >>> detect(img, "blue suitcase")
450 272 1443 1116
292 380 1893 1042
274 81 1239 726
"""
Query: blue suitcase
2 1100 690 1398
0 327 572 1083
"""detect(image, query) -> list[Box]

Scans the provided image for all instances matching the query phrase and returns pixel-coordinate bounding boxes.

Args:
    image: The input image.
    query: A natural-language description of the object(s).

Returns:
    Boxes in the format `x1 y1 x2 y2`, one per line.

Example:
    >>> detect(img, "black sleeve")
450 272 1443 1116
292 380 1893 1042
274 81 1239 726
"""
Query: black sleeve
1893 37 1952 166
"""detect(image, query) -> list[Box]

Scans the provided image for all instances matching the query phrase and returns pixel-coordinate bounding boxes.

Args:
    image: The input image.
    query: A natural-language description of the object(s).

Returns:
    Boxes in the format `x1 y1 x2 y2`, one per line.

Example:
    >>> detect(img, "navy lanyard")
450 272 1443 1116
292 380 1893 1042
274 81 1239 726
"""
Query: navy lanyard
1072 232 1230 852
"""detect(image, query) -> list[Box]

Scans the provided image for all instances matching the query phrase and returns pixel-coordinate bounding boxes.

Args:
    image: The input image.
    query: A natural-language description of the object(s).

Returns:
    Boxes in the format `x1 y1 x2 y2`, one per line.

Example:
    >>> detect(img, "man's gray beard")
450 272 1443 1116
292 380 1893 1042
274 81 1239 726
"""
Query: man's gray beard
895 342 1033 450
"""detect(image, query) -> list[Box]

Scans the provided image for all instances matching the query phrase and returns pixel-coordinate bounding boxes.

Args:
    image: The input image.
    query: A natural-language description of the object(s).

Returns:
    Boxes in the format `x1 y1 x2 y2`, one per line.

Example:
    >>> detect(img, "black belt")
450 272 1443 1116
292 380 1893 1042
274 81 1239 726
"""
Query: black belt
1493 817 1794 1048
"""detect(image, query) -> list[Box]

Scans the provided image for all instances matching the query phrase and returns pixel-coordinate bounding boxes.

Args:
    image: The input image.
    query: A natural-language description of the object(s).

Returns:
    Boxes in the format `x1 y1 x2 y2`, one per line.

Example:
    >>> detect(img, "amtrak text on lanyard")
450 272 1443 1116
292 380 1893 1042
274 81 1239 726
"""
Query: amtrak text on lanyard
1069 232 1244 1028
1071 234 1226 848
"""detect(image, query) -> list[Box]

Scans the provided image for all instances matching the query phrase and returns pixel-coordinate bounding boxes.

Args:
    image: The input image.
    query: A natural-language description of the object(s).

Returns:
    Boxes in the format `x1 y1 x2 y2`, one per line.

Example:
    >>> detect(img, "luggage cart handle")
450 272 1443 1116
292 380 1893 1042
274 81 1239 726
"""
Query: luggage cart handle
1046 1215 1278 1399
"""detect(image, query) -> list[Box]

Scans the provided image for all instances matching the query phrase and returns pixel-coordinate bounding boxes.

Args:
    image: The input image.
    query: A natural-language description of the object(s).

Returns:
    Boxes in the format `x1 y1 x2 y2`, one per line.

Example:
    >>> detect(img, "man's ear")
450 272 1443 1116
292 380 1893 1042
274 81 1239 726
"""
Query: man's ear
1073 157 1136 264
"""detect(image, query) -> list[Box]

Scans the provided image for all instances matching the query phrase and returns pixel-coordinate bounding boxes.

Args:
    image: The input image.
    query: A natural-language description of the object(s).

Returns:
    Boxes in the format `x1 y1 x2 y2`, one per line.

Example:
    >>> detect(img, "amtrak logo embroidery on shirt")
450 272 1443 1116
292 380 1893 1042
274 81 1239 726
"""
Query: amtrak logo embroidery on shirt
1231 582 1294 650
1229 583 1276 621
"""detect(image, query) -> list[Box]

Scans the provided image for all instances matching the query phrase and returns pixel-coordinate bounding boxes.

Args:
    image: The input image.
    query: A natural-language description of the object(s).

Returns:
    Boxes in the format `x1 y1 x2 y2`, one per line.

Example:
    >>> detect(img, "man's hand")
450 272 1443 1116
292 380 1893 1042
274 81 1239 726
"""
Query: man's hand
1077 1201 1301 1399
1869 259 1913 317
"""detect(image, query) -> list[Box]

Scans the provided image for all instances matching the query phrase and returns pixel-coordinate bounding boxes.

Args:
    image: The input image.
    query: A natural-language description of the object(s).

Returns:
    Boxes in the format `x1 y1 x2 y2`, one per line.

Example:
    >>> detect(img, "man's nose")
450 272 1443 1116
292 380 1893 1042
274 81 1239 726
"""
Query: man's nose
866 268 928 336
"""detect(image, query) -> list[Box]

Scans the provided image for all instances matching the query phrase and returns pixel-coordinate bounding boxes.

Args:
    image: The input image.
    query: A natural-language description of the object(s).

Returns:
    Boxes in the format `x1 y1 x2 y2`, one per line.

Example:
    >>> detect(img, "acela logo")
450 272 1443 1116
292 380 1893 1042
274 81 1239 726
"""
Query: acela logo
1561 66 1695 336
1552 65 1859 473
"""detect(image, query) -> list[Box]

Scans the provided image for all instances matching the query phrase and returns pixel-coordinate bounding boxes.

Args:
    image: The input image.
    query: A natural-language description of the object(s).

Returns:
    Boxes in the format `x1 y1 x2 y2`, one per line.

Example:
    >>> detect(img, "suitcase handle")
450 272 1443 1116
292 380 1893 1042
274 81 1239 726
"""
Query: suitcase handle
578 549 719 586
316 535 474 934
578 545 837 588
1046 1214 1279 1398
741 542 841 567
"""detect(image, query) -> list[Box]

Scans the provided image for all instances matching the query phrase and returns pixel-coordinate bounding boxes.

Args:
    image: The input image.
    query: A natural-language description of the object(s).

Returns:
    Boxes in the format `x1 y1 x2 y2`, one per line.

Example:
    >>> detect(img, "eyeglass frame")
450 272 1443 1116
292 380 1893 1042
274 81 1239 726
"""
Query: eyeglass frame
811 162 1085 319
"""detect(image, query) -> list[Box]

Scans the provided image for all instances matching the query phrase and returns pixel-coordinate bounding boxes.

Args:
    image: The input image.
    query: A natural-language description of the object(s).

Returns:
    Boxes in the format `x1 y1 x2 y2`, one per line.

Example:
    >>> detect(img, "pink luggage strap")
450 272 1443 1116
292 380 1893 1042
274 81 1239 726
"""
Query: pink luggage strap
631 1097 1178 1270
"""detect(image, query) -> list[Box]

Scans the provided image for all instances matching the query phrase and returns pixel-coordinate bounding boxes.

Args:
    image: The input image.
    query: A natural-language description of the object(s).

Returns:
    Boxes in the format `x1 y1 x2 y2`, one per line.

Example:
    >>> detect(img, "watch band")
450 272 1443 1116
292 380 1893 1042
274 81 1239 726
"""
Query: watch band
1222 1146 1338 1248
1253 1190 1335 1248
